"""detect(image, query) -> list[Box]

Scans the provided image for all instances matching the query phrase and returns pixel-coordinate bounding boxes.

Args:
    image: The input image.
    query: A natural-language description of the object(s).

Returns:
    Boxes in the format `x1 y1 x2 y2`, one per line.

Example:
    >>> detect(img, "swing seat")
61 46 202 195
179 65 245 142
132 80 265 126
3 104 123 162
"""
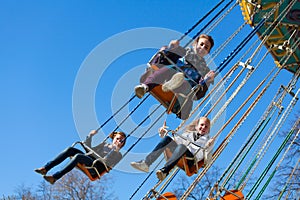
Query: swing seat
164 148 204 177
71 141 109 181
157 192 177 200
221 190 244 200
136 46 195 120
140 65 193 120
76 162 108 181
150 84 179 115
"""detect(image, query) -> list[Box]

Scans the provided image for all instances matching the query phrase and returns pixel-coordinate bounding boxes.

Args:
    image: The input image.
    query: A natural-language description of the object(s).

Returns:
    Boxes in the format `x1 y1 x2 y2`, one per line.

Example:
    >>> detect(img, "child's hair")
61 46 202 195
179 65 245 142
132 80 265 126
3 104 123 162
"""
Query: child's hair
109 131 127 147
185 117 211 132
193 34 214 52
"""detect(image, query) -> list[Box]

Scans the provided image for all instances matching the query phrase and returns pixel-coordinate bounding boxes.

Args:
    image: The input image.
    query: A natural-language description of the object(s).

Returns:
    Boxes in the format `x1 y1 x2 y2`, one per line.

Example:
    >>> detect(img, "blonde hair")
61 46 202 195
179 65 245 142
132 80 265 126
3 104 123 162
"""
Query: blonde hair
185 117 211 132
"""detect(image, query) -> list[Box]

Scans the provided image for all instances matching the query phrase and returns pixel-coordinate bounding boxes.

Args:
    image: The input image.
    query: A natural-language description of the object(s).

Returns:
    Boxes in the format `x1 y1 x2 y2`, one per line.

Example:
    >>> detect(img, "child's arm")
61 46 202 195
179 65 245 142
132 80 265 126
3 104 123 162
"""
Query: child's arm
203 70 215 85
158 120 169 138
85 130 98 147
168 40 180 49
205 138 215 148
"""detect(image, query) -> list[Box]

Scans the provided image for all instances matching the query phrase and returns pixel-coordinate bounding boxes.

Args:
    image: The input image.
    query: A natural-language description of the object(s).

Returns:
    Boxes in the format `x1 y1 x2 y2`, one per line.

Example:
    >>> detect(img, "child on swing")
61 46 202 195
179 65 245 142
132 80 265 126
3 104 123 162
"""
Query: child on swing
134 35 215 119
131 117 214 181
35 130 126 184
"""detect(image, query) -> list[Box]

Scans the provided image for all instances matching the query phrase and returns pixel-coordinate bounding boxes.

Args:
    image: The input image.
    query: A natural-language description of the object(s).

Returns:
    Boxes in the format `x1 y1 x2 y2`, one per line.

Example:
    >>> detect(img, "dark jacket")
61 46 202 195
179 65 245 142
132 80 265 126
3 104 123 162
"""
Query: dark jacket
85 135 122 169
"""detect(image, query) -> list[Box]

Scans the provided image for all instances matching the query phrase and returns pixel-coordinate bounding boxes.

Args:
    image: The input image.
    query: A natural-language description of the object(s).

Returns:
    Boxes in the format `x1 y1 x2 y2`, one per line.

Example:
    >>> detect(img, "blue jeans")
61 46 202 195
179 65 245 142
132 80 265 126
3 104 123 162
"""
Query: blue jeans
44 147 102 180
145 136 194 173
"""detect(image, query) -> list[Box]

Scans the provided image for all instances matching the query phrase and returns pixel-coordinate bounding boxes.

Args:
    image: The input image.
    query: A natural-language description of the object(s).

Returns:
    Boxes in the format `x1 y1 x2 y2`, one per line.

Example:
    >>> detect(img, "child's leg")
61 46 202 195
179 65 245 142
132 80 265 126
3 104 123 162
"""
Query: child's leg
172 79 192 96
143 67 177 91
163 144 191 173
145 136 177 166
52 154 94 180
44 147 84 172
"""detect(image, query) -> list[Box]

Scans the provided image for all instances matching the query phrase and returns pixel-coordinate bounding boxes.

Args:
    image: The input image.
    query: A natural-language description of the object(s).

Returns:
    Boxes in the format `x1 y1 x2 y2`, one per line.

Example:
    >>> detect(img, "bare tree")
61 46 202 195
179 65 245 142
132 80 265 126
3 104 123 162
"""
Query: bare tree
262 112 300 200
1 169 118 200
37 170 118 200
170 165 222 199
0 184 38 200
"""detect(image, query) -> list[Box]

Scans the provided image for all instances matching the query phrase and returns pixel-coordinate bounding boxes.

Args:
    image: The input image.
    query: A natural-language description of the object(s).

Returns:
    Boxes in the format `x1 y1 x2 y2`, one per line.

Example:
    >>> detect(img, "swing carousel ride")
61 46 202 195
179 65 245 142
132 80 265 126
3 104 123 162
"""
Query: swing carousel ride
74 0 299 199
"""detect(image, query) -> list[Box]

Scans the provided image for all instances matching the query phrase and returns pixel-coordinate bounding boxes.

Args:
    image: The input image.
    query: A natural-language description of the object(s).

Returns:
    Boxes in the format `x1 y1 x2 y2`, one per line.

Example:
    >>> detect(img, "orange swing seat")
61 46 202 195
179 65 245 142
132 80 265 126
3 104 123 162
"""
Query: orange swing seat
75 161 108 181
138 46 194 119
150 83 179 115
71 141 110 181
140 63 179 113
157 192 177 200
140 64 195 120
220 190 244 200
164 148 204 177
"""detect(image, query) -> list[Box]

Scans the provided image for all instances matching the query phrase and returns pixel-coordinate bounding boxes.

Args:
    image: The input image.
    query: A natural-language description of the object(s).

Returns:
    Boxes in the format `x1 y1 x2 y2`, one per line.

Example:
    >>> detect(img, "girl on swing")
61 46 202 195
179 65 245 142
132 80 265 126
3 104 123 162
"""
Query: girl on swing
131 117 214 181
134 34 215 119
35 130 126 184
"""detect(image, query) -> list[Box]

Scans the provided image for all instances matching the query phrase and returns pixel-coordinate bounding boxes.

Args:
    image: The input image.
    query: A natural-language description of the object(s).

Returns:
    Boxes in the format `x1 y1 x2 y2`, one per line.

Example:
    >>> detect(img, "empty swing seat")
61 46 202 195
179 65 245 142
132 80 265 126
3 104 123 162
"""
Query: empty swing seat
157 192 177 200
221 190 244 200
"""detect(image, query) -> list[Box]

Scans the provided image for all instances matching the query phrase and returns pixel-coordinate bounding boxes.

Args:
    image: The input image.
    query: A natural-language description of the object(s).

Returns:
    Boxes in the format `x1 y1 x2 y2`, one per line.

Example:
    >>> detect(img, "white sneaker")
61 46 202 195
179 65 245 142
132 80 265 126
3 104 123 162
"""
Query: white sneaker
130 160 149 172
162 72 185 92
134 84 148 98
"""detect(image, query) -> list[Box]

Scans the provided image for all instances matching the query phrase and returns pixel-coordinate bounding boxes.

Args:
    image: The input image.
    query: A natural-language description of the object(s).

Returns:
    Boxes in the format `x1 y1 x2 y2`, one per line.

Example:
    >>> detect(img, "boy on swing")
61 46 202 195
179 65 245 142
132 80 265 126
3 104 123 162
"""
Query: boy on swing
131 117 214 181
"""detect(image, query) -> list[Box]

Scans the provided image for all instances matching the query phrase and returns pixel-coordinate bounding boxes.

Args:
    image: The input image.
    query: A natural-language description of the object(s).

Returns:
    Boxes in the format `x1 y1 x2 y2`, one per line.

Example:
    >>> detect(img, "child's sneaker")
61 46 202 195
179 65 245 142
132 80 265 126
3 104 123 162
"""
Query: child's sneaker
130 160 149 172
43 175 56 184
34 167 47 175
162 72 185 92
134 84 148 98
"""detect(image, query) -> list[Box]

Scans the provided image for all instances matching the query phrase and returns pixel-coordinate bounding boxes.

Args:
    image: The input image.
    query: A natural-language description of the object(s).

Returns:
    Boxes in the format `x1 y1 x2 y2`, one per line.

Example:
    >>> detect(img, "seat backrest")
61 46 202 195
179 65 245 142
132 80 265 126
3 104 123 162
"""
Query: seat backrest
157 192 177 200
148 47 187 69
150 85 178 114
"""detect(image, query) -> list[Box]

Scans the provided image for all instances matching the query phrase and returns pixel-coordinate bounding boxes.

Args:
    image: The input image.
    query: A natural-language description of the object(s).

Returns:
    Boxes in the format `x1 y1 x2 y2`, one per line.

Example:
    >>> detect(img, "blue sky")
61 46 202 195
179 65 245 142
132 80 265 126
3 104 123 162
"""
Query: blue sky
1 1 299 199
